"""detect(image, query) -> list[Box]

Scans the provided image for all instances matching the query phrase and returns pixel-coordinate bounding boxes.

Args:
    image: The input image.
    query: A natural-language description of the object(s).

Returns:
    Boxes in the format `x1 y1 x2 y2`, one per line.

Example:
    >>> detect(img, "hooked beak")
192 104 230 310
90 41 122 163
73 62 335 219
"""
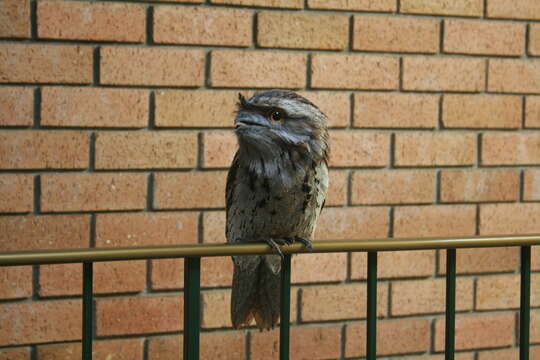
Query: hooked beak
234 112 267 129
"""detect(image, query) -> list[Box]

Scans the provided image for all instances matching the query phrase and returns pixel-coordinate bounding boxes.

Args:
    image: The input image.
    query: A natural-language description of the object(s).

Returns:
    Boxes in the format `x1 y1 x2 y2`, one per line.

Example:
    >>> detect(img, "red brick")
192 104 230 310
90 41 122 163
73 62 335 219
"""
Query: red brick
403 57 485 92
95 131 197 169
434 313 515 351
534 246 540 271
391 278 473 315
395 132 476 167
478 348 540 360
354 15 439 53
151 259 183 290
42 87 148 128
354 93 438 128
301 283 387 321
97 296 182 336
0 0 30 37
37 339 144 360
487 0 540 20
201 290 232 328
400 0 483 16
147 333 246 360
0 300 80 346
308 0 396 11
292 253 347 284
211 0 302 8
439 247 519 274
480 203 540 235
0 87 33 126
41 173 146 212
203 211 226 244
154 6 251 46
394 205 476 238
525 169 540 201
258 12 348 50
443 94 521 129
0 215 89 251
38 1 145 42
526 96 540 128
202 257 233 288
211 50 306 88
330 131 390 167
441 169 520 202
39 261 146 297
314 207 389 240
444 19 525 56
407 354 472 360
532 310 540 343
0 348 30 360
326 170 348 206
203 131 237 168
101 47 204 86
530 24 540 56
0 174 33 213
312 54 399 90
346 319 430 357
155 90 241 128
0 266 32 300
154 172 227 209
352 170 435 205
0 44 92 84
152 257 231 290
298 91 350 128
489 59 540 93
476 274 540 310
482 133 540 165
251 325 341 360
96 212 198 247
351 250 436 279
0 131 88 169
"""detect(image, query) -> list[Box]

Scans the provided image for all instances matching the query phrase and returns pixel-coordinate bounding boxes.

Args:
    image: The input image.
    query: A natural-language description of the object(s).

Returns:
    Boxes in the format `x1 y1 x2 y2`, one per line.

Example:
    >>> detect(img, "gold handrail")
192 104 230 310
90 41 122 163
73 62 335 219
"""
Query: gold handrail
1 234 540 266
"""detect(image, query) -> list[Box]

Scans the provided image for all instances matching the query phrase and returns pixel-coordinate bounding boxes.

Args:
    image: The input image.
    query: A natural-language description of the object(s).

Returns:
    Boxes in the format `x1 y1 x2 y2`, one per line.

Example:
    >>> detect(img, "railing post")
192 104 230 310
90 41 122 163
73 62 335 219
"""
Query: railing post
520 246 531 360
366 251 377 360
82 262 93 360
445 249 456 360
183 257 201 360
280 254 292 360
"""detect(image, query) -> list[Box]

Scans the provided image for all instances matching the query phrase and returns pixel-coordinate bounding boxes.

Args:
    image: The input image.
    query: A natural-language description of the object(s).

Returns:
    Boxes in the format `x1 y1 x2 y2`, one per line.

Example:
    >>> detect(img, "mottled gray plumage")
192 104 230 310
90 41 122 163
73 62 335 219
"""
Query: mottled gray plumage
226 90 330 330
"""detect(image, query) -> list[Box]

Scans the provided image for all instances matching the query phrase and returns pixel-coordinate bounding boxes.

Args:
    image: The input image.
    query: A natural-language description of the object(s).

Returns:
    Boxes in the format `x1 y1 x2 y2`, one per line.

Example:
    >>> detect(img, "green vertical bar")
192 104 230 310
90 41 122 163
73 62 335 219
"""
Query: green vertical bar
280 254 292 360
445 249 456 360
366 251 377 360
183 257 201 360
82 262 93 360
520 246 531 360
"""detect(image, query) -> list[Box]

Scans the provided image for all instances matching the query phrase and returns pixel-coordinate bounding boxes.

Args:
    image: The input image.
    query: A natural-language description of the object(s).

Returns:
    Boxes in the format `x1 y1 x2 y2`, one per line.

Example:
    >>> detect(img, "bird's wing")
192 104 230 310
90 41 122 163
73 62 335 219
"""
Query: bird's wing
225 152 240 242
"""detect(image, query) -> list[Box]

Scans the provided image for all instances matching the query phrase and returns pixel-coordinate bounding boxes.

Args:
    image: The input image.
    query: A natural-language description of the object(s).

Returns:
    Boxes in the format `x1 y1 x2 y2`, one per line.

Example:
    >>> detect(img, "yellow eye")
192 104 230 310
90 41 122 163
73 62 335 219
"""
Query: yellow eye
269 110 283 122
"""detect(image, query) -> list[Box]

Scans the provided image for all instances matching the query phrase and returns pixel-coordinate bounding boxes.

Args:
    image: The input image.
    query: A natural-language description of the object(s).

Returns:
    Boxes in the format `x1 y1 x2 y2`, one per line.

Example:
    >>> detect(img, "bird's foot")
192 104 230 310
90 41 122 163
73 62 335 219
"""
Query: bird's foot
294 237 313 250
254 237 314 259
260 237 285 259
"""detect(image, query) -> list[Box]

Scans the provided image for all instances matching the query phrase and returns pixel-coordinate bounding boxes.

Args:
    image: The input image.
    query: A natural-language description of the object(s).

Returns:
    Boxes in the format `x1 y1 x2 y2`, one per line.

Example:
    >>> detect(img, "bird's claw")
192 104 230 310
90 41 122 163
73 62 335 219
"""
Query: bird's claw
295 237 313 250
259 236 313 258
262 238 285 259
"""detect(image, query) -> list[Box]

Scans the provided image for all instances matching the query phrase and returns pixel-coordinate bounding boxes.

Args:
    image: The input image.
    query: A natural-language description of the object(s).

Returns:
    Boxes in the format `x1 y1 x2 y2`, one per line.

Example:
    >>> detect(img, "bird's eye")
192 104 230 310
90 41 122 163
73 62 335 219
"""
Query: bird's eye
269 110 283 122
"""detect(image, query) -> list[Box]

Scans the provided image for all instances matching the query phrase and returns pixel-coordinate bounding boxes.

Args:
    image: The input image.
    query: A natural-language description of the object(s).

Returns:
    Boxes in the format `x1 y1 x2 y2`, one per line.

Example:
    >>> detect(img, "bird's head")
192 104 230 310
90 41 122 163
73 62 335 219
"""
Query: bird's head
234 90 329 166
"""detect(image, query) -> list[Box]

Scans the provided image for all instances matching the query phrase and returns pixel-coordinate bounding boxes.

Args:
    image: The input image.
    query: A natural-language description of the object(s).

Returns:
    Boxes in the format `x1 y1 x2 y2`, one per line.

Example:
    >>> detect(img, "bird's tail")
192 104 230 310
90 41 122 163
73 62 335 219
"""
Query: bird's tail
231 254 281 330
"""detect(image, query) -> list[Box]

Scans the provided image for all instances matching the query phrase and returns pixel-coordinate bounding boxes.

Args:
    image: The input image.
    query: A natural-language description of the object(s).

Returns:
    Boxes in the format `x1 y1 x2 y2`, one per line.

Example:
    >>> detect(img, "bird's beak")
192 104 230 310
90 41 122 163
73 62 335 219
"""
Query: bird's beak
234 112 267 129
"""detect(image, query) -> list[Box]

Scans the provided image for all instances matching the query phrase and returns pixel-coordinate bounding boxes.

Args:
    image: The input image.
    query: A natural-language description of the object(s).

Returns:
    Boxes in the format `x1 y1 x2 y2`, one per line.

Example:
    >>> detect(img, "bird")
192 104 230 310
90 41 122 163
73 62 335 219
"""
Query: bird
226 90 330 330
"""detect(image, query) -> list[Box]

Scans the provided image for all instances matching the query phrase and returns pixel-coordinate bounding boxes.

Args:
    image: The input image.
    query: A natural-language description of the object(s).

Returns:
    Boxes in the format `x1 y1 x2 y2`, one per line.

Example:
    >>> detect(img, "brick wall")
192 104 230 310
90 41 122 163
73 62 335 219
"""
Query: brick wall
1 0 540 358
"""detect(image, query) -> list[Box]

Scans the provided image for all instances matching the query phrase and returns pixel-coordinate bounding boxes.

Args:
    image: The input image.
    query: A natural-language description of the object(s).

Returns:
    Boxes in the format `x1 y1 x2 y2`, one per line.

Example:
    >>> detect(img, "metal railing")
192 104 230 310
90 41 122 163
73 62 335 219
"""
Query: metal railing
0 234 538 360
